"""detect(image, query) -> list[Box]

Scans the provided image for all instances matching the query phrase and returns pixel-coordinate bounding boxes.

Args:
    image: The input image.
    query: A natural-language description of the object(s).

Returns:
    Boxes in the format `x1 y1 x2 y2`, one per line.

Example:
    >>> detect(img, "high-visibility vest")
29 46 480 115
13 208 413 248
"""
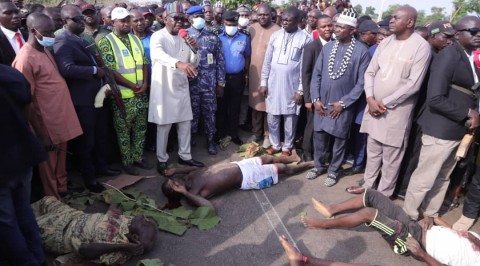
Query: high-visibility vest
105 33 144 99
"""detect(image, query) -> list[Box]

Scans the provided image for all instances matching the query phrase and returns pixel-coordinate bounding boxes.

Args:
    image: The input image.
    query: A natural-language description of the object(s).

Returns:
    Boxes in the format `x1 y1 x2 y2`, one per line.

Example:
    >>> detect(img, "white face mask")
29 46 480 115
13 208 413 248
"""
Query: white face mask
192 17 206 30
238 17 249 27
224 25 238 36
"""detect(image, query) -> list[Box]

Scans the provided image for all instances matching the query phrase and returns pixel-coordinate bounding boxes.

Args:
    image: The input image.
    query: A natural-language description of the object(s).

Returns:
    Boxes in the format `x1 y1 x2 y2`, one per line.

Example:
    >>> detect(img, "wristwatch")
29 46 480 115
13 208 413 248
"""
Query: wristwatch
339 100 346 109
217 82 225 87
313 98 321 102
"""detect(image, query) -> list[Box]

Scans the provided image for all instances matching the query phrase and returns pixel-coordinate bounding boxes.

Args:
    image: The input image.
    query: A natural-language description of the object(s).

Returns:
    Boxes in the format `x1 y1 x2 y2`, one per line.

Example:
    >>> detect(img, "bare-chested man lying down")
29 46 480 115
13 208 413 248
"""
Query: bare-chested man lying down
161 153 313 210
290 189 480 266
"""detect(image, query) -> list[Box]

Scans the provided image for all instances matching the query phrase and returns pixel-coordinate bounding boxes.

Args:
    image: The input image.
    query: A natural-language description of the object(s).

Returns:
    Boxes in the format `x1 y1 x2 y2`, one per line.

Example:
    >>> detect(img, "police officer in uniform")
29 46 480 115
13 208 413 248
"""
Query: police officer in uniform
186 5 226 155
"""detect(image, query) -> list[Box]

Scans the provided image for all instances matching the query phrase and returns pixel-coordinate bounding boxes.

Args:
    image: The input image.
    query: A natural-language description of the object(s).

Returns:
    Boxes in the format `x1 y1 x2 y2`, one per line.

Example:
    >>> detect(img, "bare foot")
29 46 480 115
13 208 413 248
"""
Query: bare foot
311 198 333 218
289 149 301 162
300 160 315 168
278 235 303 265
301 215 328 229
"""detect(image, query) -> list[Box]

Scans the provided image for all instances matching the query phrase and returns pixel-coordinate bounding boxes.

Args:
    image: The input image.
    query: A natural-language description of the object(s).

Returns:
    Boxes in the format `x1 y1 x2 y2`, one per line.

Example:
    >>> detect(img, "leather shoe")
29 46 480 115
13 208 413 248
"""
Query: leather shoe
343 166 365 176
134 159 153 170
231 136 244 145
124 165 140 176
86 182 105 193
178 158 205 167
157 162 167 175
97 168 121 177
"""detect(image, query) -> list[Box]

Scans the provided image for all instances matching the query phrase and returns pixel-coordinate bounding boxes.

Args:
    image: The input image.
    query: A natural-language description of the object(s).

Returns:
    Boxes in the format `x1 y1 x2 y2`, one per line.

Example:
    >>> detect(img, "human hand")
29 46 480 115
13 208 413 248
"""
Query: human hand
171 180 187 193
95 67 105 78
185 36 198 49
176 62 198 78
468 109 479 129
406 237 425 258
134 83 147 95
216 85 224 98
259 86 268 97
293 92 303 105
418 217 434 231
125 240 144 256
328 102 343 119
313 101 327 117
305 102 313 112
367 97 386 117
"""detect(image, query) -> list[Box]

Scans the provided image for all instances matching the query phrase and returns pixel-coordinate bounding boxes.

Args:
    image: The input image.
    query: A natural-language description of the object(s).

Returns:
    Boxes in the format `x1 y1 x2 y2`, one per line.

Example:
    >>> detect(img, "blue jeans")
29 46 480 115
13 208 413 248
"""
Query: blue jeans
0 168 44 266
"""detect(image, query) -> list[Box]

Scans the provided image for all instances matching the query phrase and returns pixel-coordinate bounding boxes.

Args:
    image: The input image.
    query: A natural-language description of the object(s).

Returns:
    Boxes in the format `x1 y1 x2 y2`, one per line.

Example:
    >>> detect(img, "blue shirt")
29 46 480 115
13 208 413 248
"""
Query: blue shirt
139 33 152 78
219 30 251 74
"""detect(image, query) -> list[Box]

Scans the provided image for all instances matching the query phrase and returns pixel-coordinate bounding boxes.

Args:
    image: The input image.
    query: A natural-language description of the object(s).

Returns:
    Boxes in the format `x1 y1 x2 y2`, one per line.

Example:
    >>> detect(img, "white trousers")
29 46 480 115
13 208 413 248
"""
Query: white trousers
156 121 192 162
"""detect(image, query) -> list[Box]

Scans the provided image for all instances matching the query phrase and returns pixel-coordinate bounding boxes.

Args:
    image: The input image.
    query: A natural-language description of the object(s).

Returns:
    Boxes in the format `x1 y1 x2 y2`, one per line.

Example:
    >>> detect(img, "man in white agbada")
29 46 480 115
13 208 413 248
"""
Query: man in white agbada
260 6 312 156
149 1 205 175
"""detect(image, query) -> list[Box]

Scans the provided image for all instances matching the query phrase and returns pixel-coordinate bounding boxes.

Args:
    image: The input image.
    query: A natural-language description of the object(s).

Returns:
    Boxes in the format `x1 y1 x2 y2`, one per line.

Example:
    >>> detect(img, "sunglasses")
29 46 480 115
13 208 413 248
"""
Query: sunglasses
68 16 86 23
168 15 187 22
458 27 480 36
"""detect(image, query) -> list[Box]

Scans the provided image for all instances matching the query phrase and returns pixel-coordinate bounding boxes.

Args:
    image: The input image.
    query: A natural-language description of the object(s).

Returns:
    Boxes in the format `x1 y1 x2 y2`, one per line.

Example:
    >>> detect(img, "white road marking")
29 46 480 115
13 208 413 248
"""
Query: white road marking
252 189 299 250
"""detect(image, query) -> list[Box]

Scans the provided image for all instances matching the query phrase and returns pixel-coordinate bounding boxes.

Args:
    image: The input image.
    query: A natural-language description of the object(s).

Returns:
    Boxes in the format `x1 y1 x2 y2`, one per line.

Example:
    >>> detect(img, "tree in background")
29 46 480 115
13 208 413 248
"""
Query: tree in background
451 0 480 22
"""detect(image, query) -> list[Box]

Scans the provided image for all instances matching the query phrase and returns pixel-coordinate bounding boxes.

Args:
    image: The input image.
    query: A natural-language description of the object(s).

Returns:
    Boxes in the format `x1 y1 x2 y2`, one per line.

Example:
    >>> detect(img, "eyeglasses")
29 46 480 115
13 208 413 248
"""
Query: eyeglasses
168 15 187 22
458 27 480 36
68 16 86 23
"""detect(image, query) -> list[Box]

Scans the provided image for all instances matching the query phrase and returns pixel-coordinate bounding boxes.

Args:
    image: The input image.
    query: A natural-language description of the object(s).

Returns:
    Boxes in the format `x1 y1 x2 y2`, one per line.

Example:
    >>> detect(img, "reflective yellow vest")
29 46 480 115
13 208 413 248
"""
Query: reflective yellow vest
105 33 144 99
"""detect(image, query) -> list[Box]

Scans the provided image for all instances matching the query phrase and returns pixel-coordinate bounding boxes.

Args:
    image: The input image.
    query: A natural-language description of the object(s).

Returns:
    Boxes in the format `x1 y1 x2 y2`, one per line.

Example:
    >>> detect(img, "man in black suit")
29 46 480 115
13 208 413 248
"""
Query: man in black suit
300 15 333 162
403 16 480 221
0 0 27 65
54 4 119 193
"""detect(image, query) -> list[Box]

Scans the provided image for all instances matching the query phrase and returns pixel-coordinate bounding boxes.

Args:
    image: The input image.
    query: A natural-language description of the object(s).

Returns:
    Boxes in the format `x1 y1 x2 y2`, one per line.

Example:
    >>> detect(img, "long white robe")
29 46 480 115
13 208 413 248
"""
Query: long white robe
148 28 199 125
261 28 311 115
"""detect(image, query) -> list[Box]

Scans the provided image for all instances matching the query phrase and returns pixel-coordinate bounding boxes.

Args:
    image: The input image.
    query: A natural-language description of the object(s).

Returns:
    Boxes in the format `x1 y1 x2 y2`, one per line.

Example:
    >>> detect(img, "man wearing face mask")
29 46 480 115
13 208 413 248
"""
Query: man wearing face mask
12 12 82 199
186 5 225 155
237 4 250 35
217 10 251 146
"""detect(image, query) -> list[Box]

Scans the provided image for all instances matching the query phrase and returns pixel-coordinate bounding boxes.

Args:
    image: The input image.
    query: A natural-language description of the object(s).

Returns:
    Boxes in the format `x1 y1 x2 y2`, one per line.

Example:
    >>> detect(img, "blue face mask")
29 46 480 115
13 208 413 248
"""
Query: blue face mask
192 17 205 30
225 25 238 36
34 29 55 47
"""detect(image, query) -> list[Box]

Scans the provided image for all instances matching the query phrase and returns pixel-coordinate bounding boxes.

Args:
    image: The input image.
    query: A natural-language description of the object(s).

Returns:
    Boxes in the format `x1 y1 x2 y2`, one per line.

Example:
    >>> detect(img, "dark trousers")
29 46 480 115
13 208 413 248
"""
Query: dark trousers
351 123 368 169
463 165 480 219
217 73 244 138
313 131 346 174
70 105 109 185
395 122 423 197
302 108 314 157
0 168 44 265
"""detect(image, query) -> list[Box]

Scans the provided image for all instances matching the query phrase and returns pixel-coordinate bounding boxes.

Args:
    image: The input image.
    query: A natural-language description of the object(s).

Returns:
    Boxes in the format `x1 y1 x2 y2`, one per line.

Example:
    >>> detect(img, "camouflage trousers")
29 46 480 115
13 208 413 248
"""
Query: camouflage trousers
112 95 148 166
190 89 217 140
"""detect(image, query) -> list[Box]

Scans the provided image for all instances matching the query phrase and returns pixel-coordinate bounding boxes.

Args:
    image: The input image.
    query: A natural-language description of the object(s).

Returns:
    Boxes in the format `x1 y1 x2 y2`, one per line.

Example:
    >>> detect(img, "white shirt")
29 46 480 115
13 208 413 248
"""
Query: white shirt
1 25 25 55
319 36 329 46
426 226 480 266
466 51 479 84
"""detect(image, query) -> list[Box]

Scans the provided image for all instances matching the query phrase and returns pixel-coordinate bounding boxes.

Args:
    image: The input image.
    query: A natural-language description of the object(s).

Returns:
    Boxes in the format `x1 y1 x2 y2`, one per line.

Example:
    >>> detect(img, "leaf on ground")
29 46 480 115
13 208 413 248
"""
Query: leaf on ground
189 207 221 230
169 206 193 219
298 211 307 217
136 258 164 266
120 201 136 211
149 212 189 236
124 188 142 200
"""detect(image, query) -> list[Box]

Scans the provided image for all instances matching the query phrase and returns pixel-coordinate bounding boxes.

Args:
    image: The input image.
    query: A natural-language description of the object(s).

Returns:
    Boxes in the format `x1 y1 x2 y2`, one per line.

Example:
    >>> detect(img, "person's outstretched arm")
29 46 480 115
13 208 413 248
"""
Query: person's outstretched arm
406 237 443 266
171 181 215 210
164 166 200 177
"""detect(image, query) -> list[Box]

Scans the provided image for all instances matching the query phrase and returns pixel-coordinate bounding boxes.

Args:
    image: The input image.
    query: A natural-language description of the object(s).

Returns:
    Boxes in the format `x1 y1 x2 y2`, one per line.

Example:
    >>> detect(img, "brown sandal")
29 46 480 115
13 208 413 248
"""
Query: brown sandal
265 147 281 155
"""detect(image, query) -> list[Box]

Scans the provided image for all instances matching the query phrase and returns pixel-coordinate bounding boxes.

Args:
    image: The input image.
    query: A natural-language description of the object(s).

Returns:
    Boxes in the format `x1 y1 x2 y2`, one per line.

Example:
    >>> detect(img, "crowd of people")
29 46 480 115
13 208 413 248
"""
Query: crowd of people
1 0 480 264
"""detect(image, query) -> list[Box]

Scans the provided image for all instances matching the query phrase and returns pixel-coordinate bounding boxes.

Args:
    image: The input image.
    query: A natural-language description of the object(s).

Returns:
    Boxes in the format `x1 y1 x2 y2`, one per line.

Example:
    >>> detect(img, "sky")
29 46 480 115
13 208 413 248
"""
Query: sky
352 0 454 15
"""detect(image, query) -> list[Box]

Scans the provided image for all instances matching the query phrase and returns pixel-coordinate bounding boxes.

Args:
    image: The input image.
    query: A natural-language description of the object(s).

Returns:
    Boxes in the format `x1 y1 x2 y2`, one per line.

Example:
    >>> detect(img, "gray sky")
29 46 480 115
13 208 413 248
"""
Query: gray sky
353 0 454 15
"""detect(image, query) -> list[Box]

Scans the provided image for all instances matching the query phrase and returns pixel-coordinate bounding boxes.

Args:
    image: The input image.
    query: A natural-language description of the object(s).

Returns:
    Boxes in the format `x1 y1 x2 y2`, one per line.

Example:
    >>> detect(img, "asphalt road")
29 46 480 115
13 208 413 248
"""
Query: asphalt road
49 131 480 266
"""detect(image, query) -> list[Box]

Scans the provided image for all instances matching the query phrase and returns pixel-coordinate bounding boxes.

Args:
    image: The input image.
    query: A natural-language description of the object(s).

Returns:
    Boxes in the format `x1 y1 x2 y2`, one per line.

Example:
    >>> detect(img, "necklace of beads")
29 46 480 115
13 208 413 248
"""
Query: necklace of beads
328 38 356 80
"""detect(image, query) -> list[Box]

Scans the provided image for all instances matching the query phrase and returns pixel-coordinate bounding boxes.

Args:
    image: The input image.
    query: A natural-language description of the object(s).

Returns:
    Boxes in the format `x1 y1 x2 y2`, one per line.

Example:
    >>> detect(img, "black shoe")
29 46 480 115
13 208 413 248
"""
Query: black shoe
124 165 140 175
133 159 153 170
86 182 105 193
157 162 167 175
97 168 121 177
343 166 365 176
231 136 244 145
207 142 217 155
178 158 205 167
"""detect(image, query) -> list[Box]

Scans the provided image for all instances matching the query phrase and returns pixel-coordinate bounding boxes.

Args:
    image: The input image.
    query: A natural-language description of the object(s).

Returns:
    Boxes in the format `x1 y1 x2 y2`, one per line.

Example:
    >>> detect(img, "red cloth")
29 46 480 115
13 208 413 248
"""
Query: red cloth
312 29 319 40
474 50 480 70
14 32 23 48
